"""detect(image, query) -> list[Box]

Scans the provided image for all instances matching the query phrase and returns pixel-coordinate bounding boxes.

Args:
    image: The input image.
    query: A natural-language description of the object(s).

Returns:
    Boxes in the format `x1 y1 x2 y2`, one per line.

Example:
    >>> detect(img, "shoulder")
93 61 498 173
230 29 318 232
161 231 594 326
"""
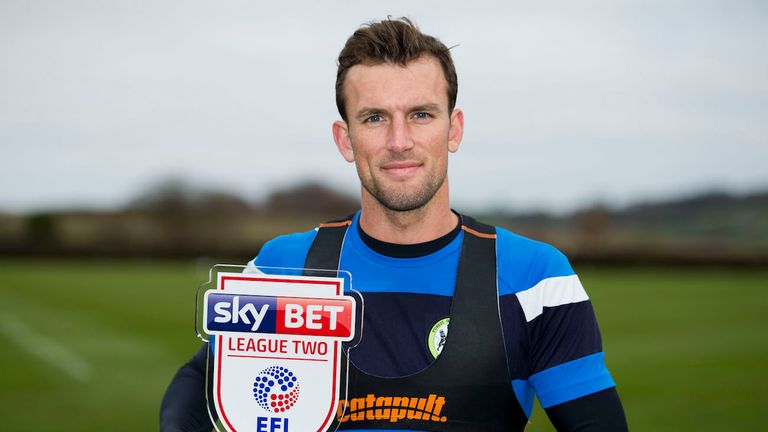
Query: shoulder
246 228 319 270
494 225 591 324
494 226 575 296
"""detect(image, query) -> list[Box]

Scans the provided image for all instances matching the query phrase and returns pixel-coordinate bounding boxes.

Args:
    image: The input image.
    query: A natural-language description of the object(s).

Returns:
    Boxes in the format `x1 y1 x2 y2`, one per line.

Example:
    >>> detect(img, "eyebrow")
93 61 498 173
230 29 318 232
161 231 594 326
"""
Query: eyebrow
355 107 388 121
409 103 441 114
354 103 442 121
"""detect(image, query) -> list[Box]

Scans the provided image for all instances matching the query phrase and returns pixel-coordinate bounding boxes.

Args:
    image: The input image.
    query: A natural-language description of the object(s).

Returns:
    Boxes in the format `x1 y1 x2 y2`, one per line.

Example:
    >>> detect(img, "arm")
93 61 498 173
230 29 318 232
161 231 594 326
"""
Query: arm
497 233 622 429
545 387 628 431
160 345 214 432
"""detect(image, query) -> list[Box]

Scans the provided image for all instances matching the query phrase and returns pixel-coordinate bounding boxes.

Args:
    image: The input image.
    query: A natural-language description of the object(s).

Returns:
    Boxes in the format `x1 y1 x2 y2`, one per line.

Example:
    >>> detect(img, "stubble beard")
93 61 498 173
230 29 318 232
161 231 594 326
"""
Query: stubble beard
359 164 447 212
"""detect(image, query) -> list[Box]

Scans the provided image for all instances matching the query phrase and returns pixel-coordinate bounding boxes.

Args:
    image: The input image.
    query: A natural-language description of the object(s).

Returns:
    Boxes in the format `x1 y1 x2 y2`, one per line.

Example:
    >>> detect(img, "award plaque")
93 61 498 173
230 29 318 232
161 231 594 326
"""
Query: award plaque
196 265 362 432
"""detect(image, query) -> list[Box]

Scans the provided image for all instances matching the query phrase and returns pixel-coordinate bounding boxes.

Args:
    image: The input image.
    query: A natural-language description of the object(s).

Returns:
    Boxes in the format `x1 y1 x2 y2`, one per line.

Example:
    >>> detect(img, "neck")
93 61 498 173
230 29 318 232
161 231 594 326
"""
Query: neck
358 183 457 244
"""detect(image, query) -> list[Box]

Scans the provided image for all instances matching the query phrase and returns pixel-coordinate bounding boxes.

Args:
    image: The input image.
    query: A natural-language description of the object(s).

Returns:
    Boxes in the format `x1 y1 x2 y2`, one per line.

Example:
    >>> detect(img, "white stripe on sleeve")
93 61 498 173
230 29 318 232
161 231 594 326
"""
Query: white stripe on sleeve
515 275 589 322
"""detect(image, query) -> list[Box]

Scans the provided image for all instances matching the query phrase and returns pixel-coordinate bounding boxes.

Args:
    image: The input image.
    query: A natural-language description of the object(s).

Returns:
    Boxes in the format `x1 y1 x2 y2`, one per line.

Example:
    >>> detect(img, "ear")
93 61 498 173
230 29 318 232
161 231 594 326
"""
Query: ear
448 109 464 153
332 120 355 162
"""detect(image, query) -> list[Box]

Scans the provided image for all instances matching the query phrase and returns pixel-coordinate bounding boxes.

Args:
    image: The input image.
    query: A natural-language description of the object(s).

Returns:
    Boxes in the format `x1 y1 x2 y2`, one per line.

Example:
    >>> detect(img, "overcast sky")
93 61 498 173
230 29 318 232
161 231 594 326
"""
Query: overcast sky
1 0 766 213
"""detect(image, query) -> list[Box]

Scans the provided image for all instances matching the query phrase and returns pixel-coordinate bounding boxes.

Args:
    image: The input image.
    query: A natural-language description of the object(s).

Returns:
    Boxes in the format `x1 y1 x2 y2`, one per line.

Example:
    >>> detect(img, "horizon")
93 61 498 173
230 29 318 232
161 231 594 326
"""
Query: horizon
2 178 765 217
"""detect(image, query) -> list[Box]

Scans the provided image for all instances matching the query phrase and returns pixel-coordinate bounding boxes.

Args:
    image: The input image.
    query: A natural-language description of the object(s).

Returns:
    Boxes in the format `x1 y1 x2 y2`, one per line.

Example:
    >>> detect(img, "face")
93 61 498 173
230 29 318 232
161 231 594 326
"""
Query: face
332 56 464 212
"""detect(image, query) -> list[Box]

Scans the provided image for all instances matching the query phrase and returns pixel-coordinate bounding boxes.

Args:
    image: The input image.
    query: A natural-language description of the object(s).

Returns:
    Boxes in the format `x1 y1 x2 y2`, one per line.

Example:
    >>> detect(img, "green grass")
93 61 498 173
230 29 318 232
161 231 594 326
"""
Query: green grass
0 259 204 432
0 259 766 431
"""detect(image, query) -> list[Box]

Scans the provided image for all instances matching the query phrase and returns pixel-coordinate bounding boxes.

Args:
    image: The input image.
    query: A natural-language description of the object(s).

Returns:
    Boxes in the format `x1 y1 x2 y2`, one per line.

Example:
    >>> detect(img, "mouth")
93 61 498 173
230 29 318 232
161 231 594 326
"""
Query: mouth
381 161 422 177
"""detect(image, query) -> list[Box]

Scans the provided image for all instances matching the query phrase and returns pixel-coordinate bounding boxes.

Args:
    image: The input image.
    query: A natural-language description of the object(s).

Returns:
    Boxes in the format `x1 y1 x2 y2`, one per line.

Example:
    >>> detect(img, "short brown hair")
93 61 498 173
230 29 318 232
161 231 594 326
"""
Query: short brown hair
335 17 458 121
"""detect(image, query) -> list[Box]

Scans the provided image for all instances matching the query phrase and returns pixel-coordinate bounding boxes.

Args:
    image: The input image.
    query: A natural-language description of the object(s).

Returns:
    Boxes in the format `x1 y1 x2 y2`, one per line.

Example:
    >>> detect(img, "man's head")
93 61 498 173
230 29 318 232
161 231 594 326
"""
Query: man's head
332 18 464 215
335 17 458 122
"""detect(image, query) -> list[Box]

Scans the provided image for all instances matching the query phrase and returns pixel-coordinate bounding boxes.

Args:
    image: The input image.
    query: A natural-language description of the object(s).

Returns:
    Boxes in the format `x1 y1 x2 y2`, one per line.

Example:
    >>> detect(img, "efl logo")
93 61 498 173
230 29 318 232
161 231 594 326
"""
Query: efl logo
204 293 355 340
254 366 300 414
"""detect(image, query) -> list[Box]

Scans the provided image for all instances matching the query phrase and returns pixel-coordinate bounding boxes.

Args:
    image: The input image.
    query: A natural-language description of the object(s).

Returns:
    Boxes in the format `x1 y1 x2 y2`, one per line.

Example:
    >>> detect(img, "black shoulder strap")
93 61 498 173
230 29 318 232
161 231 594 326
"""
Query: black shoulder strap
453 214 499 346
303 216 353 275
449 214 506 384
456 214 498 308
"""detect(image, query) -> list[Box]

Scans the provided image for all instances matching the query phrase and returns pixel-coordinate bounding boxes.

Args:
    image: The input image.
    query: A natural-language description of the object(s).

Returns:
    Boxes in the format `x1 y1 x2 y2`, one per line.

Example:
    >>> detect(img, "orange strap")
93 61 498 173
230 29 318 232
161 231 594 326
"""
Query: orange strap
462 225 497 239
319 220 352 228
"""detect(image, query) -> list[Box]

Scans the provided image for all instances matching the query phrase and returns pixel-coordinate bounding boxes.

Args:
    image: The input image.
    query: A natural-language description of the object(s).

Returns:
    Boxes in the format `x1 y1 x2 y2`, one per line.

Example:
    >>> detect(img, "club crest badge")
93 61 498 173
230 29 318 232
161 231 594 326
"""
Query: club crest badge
427 317 450 359
203 272 358 432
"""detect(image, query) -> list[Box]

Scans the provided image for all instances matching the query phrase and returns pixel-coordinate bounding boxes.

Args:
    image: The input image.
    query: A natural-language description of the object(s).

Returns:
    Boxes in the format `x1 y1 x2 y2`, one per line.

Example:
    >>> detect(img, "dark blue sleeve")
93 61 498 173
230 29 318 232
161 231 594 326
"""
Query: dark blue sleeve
545 387 628 431
160 345 213 432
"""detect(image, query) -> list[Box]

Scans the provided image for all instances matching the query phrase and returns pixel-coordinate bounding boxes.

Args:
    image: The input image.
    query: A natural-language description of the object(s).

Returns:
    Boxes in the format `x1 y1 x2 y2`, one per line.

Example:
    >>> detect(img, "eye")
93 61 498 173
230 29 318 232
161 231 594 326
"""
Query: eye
413 112 432 120
365 114 382 123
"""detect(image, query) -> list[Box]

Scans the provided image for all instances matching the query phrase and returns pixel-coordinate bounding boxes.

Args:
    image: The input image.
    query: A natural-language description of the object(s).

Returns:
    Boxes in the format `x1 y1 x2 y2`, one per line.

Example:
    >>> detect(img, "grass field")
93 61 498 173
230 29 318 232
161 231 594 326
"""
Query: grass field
0 259 765 431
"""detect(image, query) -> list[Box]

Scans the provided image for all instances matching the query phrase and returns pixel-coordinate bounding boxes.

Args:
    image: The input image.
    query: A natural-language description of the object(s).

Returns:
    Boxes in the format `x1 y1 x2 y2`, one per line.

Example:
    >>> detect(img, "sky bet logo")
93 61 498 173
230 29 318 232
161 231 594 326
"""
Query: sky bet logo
204 292 355 339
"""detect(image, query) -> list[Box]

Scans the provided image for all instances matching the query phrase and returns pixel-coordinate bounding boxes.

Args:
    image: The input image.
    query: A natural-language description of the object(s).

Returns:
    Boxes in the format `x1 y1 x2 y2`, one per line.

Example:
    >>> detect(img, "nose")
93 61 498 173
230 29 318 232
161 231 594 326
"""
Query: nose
386 116 414 153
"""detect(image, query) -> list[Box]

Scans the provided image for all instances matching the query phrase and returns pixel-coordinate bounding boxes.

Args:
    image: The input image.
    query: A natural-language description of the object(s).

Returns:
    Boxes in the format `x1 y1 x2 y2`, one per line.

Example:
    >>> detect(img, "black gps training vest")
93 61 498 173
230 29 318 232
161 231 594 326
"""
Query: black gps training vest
303 215 528 431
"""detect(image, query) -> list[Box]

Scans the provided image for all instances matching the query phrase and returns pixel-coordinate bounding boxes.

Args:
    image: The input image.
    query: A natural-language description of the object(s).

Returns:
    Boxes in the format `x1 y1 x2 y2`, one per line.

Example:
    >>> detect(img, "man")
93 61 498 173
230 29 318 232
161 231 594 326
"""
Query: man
161 17 628 431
